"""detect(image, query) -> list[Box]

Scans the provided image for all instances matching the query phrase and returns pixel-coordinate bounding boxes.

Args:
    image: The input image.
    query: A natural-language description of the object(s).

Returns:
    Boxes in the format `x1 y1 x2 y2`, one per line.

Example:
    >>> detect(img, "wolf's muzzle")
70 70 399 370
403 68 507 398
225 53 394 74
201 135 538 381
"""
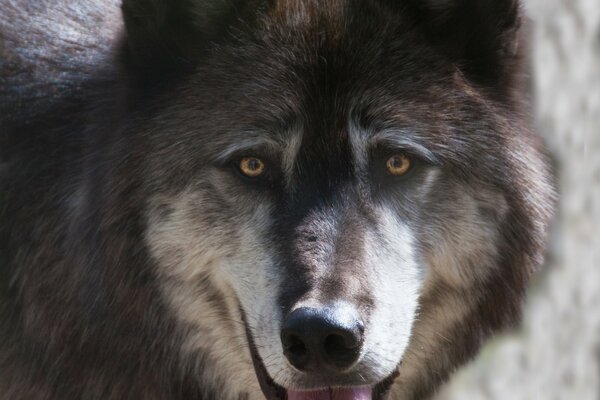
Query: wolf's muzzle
280 305 364 372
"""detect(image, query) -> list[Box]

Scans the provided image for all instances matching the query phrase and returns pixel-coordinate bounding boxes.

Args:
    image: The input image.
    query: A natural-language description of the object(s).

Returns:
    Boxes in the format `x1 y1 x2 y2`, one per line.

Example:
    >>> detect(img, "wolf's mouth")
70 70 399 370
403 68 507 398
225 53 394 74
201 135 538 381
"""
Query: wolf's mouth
242 312 398 400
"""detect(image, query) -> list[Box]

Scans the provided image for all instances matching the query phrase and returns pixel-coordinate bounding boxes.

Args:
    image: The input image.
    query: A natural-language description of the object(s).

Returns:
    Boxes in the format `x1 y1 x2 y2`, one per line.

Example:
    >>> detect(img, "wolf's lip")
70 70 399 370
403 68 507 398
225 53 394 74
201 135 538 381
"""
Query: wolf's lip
240 309 398 400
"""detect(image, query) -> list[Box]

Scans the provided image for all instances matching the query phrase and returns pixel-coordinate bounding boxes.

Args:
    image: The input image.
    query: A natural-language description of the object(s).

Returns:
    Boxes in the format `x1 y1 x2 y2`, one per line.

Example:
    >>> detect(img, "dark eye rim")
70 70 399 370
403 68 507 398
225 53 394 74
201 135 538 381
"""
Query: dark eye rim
238 156 266 177
233 158 268 181
376 149 425 180
386 154 413 176
225 153 280 187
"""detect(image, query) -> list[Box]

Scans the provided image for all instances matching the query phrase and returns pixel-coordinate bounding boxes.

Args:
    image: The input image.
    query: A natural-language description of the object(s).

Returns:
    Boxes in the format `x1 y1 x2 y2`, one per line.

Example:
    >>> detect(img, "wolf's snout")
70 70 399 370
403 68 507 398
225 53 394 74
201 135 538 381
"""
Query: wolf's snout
280 306 364 372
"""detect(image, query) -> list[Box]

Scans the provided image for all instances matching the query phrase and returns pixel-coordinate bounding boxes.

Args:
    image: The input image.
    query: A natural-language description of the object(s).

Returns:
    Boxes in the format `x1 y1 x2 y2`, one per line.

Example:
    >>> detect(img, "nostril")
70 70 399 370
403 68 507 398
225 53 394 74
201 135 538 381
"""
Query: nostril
288 342 307 356
323 331 362 368
281 332 310 370
324 332 358 351
324 333 348 353
284 334 307 356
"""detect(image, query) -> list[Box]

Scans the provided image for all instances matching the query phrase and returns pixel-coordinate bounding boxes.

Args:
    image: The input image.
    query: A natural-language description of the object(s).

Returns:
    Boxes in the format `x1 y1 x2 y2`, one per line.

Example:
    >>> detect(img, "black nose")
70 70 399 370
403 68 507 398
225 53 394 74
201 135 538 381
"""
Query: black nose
280 305 364 372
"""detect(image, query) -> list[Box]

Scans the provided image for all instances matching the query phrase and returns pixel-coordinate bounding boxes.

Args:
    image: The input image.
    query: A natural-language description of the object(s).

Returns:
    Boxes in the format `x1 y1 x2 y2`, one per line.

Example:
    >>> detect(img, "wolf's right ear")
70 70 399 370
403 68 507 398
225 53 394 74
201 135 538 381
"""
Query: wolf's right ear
121 0 246 83
401 0 523 88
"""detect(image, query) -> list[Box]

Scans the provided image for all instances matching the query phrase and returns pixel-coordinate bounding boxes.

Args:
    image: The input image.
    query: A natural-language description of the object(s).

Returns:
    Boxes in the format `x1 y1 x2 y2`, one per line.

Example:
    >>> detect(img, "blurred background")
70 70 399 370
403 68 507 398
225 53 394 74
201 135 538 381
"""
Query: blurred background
437 0 600 399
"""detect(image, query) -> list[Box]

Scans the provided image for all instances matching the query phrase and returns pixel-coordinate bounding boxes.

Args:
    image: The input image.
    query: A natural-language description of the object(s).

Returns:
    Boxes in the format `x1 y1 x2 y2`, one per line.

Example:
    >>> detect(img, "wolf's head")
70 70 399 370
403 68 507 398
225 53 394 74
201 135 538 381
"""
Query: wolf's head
120 1 554 399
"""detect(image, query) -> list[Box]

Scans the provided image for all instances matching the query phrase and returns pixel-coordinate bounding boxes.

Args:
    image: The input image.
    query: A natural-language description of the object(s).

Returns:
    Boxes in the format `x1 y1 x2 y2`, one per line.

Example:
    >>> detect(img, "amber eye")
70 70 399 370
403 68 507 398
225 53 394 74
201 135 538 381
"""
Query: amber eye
386 154 412 176
239 157 266 178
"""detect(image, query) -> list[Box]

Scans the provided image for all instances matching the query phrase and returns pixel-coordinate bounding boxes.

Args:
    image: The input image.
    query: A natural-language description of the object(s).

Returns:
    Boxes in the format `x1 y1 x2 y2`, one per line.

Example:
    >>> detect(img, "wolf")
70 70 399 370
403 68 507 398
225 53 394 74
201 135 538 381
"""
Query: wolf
0 0 555 399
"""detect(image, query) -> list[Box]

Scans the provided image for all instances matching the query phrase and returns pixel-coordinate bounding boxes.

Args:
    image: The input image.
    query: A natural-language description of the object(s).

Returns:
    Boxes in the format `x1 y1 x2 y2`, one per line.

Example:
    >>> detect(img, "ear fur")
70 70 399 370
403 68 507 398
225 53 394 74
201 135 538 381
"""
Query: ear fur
121 0 246 83
404 0 523 86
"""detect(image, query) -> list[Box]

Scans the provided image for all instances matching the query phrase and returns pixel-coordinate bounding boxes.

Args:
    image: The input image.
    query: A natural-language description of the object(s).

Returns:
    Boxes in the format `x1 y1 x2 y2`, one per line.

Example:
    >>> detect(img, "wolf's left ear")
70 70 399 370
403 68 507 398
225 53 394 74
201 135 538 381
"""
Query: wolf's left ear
121 0 246 83
405 0 523 87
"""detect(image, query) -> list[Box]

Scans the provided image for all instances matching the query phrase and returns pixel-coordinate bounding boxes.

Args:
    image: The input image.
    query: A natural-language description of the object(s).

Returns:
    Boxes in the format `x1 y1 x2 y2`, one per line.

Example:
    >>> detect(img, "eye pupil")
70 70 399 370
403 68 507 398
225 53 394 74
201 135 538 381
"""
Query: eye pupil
248 159 258 170
239 157 266 177
386 154 411 176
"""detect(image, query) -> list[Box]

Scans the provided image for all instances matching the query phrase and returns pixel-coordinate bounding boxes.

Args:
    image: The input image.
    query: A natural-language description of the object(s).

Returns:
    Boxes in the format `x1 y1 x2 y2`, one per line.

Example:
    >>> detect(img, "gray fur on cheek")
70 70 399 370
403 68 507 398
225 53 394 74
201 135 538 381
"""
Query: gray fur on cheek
144 188 269 400
422 181 509 289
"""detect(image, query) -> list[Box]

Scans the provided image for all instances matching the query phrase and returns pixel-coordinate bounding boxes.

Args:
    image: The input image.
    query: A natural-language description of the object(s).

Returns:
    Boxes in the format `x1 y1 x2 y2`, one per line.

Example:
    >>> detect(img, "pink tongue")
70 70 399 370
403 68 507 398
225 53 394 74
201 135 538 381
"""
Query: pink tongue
287 387 372 400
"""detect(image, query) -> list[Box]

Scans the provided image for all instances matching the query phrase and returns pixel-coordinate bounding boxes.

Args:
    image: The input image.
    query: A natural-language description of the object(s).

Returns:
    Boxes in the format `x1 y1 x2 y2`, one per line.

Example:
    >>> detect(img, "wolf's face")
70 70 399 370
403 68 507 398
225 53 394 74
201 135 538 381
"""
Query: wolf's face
122 0 554 399
146 122 428 397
